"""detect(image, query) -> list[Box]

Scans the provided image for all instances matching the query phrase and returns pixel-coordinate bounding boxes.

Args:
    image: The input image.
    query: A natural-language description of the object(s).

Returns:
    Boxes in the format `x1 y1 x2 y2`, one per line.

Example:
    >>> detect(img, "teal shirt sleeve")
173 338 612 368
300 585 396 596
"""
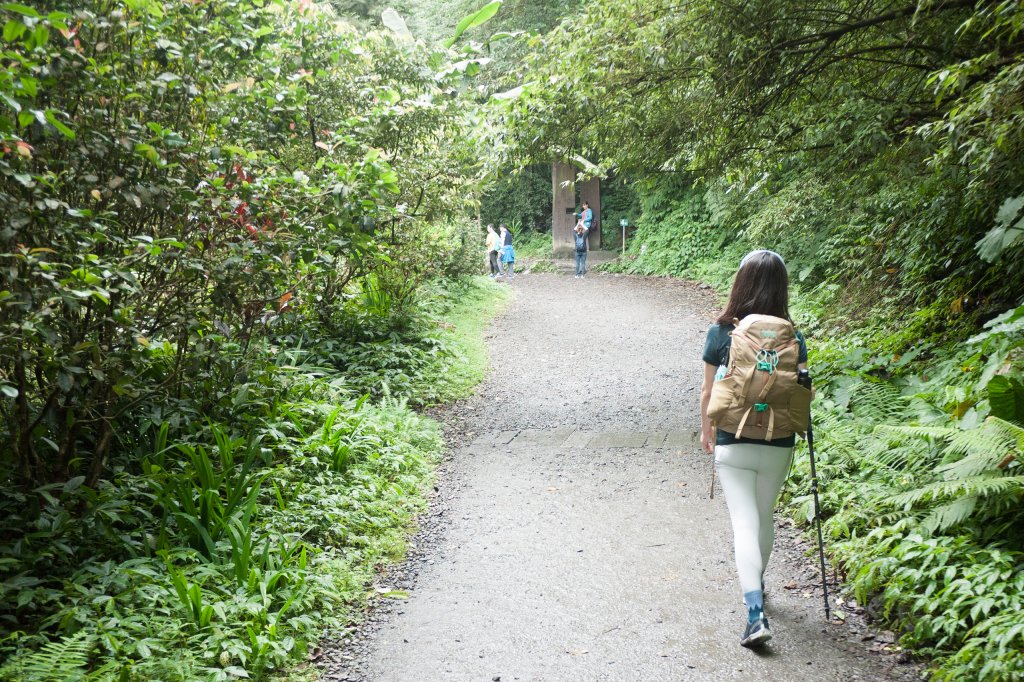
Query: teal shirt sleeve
702 324 731 366
796 330 808 364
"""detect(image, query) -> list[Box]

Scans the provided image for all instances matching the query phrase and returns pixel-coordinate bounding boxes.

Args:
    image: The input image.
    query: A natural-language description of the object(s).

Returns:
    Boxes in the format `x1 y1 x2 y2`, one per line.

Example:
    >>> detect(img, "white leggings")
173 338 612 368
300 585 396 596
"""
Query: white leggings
714 442 794 594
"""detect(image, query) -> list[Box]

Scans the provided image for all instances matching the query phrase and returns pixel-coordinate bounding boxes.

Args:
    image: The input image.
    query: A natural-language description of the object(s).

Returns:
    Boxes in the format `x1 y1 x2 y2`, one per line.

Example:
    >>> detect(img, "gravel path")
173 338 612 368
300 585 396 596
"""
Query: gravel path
318 268 920 682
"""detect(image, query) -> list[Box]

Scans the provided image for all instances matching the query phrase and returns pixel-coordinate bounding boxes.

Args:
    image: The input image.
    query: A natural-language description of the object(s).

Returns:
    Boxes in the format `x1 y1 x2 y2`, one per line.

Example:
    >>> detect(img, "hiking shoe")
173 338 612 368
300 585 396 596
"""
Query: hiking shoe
740 617 772 648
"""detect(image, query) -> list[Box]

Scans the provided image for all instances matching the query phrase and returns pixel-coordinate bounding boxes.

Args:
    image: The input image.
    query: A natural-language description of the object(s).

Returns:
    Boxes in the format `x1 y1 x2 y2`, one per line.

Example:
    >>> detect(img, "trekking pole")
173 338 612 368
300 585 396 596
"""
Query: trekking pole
709 457 716 499
798 369 831 621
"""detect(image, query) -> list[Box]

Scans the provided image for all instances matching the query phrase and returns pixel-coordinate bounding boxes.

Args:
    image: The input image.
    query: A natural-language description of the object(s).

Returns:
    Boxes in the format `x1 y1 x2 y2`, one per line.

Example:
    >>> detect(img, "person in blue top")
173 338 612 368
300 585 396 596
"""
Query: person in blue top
576 201 593 231
699 249 808 648
499 224 515 278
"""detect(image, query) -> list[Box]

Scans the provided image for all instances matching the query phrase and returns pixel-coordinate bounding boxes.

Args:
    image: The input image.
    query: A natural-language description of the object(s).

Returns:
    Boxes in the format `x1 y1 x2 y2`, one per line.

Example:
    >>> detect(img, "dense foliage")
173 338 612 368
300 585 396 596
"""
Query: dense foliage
496 0 1024 679
0 0 504 679
5 0 1023 678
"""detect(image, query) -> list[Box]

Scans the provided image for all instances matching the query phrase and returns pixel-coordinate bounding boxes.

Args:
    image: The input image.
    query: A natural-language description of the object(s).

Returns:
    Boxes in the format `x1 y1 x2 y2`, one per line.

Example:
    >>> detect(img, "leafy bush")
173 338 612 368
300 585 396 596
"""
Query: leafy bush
603 186 717 277
0 275 503 680
0 376 439 681
775 304 1024 680
0 0 506 677
0 0 486 490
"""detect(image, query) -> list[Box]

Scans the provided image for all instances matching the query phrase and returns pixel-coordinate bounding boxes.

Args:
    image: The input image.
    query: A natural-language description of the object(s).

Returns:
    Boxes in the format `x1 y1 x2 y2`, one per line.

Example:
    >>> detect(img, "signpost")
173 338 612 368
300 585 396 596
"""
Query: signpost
620 217 629 255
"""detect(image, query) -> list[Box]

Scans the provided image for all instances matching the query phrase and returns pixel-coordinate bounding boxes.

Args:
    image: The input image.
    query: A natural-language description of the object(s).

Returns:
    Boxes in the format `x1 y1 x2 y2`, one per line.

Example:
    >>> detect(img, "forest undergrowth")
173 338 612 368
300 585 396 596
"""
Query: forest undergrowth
0 275 507 682
0 0 510 679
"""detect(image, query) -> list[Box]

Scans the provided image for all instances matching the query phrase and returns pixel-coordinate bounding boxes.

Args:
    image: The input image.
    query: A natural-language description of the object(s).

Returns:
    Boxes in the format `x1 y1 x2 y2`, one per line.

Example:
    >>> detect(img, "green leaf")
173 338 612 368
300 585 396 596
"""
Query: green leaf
62 475 85 492
443 1 501 49
987 376 1024 425
44 109 75 139
381 8 412 42
977 196 1024 262
3 18 26 42
1 3 41 18
487 31 519 45
0 383 18 398
975 224 1021 263
31 23 47 47
0 91 21 112
996 195 1024 226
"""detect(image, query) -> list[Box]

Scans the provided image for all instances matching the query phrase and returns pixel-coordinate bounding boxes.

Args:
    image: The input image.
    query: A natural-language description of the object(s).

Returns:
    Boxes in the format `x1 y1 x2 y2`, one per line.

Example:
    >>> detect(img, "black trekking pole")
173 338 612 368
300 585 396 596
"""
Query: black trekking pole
798 369 831 621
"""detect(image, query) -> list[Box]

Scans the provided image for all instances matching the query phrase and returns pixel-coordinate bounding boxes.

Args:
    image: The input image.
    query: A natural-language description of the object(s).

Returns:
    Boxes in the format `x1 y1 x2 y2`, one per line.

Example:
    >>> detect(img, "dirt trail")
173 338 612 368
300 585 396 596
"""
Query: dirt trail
320 269 918 682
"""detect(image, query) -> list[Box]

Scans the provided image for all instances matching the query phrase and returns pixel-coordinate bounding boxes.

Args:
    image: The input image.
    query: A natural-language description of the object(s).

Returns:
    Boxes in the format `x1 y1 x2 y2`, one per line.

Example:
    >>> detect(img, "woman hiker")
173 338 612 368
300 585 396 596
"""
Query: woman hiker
499 223 516 278
485 223 501 277
699 250 809 648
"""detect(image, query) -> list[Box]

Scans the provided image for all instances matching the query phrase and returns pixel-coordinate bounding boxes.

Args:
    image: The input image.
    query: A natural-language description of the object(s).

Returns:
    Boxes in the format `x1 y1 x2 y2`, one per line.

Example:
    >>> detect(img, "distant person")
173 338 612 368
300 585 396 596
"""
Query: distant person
573 221 589 278
699 250 810 648
576 201 593 232
499 224 515 278
485 224 501 277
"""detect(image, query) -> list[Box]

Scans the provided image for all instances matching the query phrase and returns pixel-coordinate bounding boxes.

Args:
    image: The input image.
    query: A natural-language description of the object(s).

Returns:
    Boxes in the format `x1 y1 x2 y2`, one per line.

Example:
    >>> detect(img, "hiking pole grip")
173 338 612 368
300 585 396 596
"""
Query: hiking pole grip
799 370 831 621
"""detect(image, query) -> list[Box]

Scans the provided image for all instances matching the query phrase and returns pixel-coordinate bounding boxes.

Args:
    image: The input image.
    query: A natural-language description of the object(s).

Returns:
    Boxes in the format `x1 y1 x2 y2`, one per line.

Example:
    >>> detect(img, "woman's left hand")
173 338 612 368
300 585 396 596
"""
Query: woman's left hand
700 424 714 454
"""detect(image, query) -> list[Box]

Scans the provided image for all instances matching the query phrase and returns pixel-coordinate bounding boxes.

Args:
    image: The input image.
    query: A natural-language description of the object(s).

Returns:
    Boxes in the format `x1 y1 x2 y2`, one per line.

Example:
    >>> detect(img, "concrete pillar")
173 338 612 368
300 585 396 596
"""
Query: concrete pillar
579 177 601 250
552 162 576 257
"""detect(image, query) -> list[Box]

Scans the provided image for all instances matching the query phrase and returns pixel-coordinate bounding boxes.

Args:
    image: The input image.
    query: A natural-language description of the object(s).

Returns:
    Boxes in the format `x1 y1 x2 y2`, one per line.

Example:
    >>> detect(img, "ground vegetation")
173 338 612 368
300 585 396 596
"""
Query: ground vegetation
0 0 507 679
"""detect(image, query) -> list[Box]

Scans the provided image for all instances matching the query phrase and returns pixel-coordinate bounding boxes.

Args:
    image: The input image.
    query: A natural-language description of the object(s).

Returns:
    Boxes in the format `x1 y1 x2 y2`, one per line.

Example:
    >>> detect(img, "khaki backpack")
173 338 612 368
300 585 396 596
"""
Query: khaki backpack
707 314 812 441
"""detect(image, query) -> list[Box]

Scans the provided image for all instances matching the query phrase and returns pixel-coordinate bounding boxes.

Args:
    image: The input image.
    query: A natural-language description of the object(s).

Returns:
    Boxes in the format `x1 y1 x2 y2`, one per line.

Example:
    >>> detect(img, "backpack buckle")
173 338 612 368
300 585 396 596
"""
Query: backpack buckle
755 349 779 374
754 403 769 412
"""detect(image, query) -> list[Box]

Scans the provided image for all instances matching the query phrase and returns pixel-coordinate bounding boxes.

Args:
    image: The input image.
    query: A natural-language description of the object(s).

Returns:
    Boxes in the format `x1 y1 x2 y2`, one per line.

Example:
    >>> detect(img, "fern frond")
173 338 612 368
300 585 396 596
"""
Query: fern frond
873 424 956 442
944 427 1015 460
921 495 978 533
937 451 1010 479
11 631 94 682
872 436 935 472
985 415 1024 448
890 475 1024 509
851 381 910 422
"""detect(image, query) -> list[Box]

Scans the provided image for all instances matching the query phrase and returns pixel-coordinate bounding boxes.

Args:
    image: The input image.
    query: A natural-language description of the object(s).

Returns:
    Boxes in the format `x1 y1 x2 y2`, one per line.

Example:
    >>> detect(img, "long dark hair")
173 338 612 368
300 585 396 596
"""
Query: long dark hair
716 250 791 325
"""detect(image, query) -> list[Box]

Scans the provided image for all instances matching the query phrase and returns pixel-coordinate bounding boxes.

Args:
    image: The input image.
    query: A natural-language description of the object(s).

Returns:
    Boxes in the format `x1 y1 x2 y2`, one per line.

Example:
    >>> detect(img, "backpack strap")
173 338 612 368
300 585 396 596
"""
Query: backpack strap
730 331 760 404
735 405 752 439
756 368 778 401
734 404 776 441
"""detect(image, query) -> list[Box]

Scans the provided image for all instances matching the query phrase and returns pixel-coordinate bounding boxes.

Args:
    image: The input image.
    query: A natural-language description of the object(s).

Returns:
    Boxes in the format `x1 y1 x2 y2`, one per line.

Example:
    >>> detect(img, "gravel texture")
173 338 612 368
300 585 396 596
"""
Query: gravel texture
316 268 923 682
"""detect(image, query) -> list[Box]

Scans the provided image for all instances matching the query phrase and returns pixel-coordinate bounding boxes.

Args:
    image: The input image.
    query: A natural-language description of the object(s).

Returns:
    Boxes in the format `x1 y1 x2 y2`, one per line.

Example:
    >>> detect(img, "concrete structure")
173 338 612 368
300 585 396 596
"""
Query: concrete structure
552 163 600 256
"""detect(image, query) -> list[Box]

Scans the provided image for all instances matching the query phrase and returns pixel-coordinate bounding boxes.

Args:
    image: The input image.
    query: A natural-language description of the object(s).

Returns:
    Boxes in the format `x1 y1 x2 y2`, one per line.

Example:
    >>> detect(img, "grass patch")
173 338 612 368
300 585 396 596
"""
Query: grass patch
527 259 559 273
513 229 553 259
422 276 511 403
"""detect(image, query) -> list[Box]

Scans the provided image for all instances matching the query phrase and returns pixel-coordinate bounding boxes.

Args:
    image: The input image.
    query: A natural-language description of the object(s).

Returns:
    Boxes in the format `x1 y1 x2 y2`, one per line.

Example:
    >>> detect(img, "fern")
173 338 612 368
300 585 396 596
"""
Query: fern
890 475 1024 531
986 415 1024 451
873 423 956 442
944 427 1016 460
2 631 95 682
920 495 978 534
850 380 910 422
854 411 1024 534
938 450 1010 479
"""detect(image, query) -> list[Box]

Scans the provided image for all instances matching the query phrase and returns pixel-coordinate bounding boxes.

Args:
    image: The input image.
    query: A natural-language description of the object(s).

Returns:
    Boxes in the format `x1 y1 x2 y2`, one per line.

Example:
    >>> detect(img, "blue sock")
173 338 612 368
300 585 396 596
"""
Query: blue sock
743 590 764 623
